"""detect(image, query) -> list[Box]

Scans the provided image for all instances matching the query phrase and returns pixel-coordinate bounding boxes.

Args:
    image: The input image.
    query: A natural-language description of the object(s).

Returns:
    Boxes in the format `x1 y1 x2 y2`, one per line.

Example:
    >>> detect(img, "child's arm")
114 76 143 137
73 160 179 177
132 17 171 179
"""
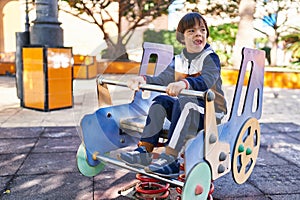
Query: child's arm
126 58 175 91
127 76 146 91
144 58 176 86
185 53 221 91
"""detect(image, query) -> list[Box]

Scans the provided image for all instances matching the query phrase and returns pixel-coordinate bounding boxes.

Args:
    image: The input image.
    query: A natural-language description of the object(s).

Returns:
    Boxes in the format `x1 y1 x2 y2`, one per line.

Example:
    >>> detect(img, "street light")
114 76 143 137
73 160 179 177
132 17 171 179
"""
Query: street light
25 0 29 32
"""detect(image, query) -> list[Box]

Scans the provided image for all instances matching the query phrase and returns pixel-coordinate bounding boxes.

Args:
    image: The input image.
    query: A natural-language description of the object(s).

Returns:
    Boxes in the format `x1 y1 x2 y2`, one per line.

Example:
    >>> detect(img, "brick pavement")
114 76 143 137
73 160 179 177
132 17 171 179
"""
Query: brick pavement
0 76 299 199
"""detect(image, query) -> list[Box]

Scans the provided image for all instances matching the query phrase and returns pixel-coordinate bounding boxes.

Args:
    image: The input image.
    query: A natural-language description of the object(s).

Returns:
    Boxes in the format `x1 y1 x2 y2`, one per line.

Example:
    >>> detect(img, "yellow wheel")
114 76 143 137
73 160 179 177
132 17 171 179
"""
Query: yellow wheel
232 118 261 184
76 143 106 177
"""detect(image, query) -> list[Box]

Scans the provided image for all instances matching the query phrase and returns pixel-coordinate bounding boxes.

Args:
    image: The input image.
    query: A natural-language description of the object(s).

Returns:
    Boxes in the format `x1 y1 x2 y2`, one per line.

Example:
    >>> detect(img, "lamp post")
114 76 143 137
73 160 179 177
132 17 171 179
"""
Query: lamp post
30 0 63 47
15 0 31 102
25 0 30 32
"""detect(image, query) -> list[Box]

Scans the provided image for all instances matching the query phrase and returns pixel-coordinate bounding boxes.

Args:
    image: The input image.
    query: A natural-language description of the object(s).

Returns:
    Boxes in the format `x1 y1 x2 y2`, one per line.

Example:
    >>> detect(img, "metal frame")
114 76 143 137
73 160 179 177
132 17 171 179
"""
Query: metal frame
78 46 266 199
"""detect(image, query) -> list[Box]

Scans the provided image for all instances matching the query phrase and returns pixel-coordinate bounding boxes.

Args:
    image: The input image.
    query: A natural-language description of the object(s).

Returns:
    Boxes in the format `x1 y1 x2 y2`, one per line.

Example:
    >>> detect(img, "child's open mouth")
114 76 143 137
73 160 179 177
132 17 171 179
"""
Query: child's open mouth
193 39 202 46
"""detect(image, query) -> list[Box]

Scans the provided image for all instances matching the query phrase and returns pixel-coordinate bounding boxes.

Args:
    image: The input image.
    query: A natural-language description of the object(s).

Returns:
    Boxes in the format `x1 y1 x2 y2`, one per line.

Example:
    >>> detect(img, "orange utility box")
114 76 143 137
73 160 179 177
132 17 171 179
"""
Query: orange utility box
73 55 97 79
22 46 73 111
0 62 16 75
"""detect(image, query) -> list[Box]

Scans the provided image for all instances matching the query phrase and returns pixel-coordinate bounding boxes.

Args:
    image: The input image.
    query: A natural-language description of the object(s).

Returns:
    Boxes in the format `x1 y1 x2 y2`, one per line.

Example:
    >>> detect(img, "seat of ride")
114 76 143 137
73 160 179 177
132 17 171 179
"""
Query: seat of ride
119 115 170 138
98 42 174 140
78 42 266 200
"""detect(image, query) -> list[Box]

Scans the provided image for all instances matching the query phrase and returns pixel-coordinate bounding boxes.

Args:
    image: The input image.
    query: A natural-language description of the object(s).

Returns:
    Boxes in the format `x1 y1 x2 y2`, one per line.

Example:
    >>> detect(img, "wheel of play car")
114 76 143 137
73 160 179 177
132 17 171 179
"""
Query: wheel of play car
76 143 106 177
232 118 261 184
181 162 211 200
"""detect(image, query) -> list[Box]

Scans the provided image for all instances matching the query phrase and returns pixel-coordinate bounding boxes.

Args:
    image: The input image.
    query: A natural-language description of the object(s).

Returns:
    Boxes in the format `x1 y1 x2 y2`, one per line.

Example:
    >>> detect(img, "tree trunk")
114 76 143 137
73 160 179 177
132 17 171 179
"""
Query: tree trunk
102 41 129 60
232 0 255 68
270 32 278 66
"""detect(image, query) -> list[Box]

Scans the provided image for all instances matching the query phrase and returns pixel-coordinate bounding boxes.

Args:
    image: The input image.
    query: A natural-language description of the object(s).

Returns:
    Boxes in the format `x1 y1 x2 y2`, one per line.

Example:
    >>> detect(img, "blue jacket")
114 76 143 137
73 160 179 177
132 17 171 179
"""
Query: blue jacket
144 43 227 114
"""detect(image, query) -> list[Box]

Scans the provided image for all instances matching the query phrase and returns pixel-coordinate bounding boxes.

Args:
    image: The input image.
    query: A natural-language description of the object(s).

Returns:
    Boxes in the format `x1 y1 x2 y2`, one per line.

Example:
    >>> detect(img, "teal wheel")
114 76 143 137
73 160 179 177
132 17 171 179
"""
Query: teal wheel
76 143 106 177
182 162 211 200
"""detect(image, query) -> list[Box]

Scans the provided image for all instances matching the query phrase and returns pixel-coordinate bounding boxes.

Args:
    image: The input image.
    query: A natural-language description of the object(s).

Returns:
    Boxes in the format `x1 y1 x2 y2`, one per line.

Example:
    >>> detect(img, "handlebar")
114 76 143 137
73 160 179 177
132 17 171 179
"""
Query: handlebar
97 76 215 101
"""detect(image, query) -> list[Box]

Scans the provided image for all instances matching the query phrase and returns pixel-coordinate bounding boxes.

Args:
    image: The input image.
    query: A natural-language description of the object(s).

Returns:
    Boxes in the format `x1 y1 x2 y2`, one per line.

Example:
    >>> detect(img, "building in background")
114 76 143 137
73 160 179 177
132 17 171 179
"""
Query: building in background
0 0 170 61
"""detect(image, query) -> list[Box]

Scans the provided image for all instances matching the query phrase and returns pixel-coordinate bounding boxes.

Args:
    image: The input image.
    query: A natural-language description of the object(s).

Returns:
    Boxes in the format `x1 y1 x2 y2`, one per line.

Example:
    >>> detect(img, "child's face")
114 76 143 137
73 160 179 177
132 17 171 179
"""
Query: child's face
183 23 207 53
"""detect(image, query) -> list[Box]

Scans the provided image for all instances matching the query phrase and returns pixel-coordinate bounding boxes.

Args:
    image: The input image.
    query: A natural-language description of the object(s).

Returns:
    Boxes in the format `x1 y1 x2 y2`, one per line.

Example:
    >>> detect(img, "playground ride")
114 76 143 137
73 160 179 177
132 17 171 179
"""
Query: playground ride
76 42 265 199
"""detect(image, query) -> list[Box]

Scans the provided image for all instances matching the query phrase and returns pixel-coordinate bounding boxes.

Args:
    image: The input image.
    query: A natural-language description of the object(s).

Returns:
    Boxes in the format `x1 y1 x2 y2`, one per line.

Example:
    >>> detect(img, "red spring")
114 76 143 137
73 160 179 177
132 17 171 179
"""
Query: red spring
176 174 185 194
180 163 185 171
208 181 215 195
179 153 185 171
136 173 160 183
176 179 215 200
135 182 170 199
176 196 182 200
135 173 170 200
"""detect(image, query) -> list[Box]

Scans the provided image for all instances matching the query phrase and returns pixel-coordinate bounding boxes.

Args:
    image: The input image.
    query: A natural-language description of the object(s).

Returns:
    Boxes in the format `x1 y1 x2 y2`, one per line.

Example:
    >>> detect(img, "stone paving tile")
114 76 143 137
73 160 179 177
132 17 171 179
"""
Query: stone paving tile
248 165 300 195
17 152 78 175
260 130 300 167
0 75 300 199
286 131 300 142
1 173 93 200
0 127 43 139
256 148 289 166
0 154 27 176
260 132 299 148
261 122 300 133
0 138 37 154
32 137 81 153
0 108 20 117
41 126 79 138
269 145 300 167
268 194 300 200
94 168 137 199
0 176 12 192
213 173 264 199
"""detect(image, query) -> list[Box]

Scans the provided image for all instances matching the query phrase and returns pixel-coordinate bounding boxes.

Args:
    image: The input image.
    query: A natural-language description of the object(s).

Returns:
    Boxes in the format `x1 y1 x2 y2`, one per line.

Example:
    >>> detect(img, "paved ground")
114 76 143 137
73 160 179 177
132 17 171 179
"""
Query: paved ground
0 75 299 199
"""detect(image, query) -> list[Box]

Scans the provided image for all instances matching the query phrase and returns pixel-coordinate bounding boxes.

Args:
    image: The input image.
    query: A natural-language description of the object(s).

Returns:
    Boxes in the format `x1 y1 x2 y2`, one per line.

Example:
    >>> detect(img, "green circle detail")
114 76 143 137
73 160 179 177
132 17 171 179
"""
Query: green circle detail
238 144 245 153
246 148 252 155
76 143 106 177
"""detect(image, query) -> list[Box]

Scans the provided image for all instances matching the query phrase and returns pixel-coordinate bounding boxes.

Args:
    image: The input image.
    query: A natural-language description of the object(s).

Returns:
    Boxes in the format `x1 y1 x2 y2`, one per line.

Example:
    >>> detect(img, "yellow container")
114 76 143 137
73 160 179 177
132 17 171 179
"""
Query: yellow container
0 62 16 75
73 55 97 79
22 46 73 111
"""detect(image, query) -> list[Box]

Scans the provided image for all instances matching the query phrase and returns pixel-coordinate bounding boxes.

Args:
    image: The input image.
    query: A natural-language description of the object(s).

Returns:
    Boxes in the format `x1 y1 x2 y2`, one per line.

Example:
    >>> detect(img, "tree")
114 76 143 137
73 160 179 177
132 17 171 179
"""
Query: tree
187 0 255 68
254 0 300 66
209 23 238 66
185 0 239 17
60 0 173 60
232 0 255 68
281 27 300 63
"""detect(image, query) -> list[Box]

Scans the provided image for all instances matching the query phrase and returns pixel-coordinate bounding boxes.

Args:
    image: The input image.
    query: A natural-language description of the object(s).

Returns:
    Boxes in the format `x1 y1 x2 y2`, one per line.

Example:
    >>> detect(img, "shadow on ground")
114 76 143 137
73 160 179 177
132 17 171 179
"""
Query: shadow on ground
0 122 299 199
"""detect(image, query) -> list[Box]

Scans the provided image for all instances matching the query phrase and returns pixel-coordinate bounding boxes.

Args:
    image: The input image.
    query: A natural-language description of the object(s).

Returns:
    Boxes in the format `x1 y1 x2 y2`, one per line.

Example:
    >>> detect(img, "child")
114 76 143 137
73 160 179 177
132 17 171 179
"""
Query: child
118 12 227 177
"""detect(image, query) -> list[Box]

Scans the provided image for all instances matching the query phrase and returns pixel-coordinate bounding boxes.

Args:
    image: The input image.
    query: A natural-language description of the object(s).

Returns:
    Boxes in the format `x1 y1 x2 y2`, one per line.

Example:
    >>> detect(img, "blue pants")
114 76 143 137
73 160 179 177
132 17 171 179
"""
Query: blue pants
140 95 205 153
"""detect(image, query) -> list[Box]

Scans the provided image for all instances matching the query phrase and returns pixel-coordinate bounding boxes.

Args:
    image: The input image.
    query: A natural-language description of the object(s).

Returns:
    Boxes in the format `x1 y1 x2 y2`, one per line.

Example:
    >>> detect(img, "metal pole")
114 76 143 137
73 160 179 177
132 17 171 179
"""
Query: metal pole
25 0 30 32
25 0 29 32
96 154 184 187
97 77 209 99
30 0 63 47
15 0 31 102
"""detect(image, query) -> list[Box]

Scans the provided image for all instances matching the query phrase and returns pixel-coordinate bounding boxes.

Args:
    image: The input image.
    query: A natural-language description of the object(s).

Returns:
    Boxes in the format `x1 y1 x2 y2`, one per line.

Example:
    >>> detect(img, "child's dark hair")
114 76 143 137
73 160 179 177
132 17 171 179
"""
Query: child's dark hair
176 12 209 44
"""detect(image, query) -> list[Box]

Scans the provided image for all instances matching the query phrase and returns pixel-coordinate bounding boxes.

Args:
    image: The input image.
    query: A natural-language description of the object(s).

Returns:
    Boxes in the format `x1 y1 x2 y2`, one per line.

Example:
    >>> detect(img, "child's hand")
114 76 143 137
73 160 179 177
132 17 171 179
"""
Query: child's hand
166 81 186 96
127 76 146 91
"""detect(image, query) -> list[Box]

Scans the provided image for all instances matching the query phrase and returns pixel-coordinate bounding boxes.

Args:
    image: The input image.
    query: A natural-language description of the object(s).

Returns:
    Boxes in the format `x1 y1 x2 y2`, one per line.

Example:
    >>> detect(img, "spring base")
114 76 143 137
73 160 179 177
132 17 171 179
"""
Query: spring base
175 153 215 200
134 173 170 200
175 175 214 200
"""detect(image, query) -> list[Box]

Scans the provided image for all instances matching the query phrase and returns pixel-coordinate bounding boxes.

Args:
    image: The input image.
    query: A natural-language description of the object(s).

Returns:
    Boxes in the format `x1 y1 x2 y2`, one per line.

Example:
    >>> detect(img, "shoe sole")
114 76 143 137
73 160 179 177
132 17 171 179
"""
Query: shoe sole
144 166 179 178
116 154 148 169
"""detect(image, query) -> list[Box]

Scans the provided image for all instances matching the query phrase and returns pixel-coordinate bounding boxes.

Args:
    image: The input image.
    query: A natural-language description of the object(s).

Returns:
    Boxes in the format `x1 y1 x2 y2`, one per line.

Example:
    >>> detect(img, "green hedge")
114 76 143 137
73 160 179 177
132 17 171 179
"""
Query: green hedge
143 30 183 55
143 23 238 66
